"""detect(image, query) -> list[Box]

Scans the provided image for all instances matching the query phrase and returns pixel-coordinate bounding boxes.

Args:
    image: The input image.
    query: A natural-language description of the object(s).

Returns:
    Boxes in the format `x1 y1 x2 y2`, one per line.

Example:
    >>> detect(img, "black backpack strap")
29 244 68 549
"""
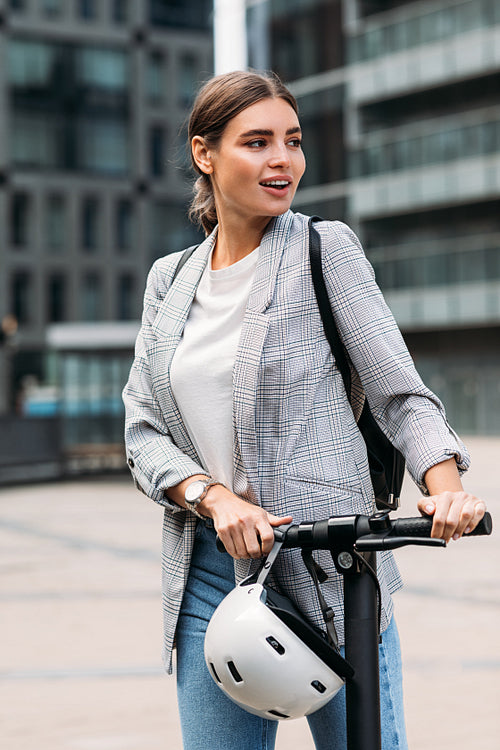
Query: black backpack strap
308 216 352 399
308 216 404 511
171 244 199 284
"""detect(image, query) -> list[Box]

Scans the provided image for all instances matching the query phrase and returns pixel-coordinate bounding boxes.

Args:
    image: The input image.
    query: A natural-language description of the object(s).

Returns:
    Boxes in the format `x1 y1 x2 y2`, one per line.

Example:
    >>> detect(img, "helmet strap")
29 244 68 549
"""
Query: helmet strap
254 526 341 653
301 550 340 652
256 523 292 586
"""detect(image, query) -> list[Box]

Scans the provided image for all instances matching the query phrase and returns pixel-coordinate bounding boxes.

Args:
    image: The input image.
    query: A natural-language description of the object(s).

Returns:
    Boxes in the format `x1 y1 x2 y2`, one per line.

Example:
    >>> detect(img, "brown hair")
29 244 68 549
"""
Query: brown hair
188 70 299 235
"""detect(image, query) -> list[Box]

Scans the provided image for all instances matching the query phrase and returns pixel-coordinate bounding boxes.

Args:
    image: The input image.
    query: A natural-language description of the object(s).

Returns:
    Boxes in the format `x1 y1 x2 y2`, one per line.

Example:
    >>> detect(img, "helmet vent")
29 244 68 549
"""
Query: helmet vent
266 635 285 655
209 662 221 684
227 661 243 683
311 680 327 694
268 709 290 719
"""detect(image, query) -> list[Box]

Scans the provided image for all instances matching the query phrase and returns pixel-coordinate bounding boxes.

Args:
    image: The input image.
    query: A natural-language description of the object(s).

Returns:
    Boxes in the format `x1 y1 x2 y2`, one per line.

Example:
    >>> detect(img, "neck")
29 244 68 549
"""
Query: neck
212 215 271 270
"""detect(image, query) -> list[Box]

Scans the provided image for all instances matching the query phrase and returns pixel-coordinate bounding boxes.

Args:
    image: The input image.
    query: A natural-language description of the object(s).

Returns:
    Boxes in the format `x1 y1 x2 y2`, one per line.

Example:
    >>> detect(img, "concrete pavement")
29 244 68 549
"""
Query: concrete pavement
1 436 499 749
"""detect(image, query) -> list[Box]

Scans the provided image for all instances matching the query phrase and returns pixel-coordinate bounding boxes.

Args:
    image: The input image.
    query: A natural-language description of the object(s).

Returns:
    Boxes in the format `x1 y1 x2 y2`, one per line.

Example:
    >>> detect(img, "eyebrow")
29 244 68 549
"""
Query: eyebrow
239 127 302 138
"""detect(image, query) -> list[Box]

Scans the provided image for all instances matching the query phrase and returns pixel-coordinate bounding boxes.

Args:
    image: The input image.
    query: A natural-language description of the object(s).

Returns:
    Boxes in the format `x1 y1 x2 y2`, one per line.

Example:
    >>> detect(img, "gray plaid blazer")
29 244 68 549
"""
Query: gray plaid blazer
123 210 469 673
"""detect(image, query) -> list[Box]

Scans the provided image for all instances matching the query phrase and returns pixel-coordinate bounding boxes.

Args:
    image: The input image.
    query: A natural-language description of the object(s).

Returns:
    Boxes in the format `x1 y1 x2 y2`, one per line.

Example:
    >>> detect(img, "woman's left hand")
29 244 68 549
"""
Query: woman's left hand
417 491 487 542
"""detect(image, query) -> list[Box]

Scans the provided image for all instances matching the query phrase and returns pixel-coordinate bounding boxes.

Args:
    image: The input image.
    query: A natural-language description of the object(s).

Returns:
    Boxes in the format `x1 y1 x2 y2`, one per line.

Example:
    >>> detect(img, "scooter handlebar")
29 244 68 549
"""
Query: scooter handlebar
392 511 492 538
216 512 492 552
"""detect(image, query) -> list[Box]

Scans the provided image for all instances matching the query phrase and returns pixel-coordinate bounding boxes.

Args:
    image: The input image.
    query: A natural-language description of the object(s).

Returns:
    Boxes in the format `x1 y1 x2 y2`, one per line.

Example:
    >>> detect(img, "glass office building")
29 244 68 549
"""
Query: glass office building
0 1 213 428
247 0 500 434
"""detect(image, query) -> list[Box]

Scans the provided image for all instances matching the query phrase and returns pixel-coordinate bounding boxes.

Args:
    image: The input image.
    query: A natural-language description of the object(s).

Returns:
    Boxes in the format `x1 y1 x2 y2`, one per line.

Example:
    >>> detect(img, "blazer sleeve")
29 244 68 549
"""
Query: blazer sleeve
122 258 206 508
317 220 470 493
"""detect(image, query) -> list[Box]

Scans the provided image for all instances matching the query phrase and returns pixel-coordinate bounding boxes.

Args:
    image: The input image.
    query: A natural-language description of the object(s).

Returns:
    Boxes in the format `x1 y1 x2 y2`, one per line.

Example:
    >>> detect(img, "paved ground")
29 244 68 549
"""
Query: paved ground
1 436 499 750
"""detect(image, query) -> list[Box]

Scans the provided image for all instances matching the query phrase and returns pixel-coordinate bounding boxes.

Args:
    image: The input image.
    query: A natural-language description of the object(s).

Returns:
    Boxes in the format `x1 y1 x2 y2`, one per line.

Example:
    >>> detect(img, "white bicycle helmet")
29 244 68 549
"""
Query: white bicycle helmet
204 535 353 720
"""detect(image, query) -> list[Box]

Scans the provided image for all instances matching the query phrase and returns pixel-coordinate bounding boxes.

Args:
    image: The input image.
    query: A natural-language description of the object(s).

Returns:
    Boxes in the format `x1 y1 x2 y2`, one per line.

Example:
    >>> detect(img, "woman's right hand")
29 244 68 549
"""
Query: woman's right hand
199 484 292 560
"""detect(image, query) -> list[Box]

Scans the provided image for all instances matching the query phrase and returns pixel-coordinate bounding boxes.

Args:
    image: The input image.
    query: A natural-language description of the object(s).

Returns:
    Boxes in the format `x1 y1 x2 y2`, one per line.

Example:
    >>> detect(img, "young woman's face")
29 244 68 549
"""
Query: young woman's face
200 97 306 226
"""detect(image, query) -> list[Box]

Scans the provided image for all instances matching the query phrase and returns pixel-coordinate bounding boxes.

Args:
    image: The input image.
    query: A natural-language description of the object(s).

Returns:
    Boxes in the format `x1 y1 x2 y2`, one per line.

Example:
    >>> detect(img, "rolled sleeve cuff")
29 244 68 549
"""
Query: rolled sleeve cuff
410 433 470 495
126 451 206 510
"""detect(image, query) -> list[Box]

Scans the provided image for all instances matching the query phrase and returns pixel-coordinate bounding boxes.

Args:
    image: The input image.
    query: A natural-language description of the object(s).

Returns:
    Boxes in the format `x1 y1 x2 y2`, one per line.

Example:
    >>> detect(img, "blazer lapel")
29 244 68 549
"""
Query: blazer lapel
152 232 215 341
246 210 294 313
233 211 294 494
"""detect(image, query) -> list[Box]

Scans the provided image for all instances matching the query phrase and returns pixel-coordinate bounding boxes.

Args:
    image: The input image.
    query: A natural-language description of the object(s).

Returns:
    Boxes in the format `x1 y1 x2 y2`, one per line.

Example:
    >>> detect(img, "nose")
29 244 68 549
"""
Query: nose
268 141 290 168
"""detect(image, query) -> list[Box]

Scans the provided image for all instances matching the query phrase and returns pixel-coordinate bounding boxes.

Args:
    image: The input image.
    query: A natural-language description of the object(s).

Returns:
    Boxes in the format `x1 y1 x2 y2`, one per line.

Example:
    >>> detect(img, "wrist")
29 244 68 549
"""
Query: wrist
424 458 463 495
197 482 228 517
184 476 225 518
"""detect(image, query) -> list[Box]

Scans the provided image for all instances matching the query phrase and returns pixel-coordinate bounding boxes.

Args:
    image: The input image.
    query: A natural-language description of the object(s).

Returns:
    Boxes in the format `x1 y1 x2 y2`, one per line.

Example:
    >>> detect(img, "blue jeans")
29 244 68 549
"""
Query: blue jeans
176 522 408 750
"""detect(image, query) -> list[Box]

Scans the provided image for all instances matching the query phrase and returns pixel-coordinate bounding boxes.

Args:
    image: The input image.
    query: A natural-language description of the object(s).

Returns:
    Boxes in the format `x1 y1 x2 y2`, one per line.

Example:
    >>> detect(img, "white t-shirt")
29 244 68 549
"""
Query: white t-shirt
170 247 260 491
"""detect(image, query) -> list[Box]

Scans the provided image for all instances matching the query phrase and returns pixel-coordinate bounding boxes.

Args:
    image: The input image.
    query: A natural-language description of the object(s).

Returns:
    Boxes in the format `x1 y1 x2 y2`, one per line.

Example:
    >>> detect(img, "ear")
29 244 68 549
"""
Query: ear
191 136 213 175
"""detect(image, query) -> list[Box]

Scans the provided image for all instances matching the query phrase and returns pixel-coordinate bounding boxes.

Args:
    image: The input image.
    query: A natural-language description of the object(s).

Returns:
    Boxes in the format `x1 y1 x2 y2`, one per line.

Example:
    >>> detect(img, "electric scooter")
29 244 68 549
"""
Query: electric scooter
274 509 493 750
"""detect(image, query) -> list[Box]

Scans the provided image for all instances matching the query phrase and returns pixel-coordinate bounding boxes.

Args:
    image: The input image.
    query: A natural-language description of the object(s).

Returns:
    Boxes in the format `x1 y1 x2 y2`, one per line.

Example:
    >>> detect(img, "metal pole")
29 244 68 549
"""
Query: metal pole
213 0 248 74
342 551 381 750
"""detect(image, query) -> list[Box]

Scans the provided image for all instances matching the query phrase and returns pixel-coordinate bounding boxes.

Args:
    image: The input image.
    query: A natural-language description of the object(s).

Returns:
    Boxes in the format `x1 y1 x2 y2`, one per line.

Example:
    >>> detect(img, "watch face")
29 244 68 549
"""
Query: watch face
185 479 207 504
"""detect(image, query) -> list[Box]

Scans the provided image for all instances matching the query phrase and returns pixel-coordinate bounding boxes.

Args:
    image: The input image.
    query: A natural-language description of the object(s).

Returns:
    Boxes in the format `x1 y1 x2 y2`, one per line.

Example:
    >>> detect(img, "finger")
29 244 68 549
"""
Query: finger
217 529 238 558
216 519 248 559
255 522 276 556
417 498 436 517
267 513 293 526
464 500 487 535
452 499 477 540
242 525 265 559
433 492 475 542
428 493 454 540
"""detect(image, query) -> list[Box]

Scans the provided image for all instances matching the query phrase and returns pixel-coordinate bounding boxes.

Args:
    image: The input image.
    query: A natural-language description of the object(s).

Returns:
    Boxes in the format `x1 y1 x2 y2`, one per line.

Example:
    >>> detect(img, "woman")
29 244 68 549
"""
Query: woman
123 71 486 750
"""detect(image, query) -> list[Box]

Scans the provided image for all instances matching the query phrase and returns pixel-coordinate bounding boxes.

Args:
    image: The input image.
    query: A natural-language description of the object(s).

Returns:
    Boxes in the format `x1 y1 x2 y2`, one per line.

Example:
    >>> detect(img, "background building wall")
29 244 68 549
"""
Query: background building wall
247 0 500 435
0 0 213 421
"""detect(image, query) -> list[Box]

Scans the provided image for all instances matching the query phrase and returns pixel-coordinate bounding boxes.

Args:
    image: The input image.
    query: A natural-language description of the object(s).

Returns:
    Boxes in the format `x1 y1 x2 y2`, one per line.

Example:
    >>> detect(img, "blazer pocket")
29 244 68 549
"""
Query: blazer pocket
280 473 369 521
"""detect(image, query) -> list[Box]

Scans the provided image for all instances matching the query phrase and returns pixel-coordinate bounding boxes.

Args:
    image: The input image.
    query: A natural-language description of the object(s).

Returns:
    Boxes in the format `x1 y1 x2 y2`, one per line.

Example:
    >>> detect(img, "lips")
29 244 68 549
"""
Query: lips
259 176 293 192
260 180 290 189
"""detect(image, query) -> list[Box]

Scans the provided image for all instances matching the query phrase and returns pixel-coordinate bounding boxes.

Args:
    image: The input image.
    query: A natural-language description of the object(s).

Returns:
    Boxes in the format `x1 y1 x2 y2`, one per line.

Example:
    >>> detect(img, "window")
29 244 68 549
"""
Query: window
78 117 129 175
485 246 500 279
150 126 166 178
76 47 128 92
112 0 128 23
423 253 453 287
178 54 198 108
41 0 63 16
115 199 134 253
8 40 130 175
11 112 62 169
77 0 96 20
481 121 499 154
48 274 66 322
81 272 102 321
45 194 66 253
8 40 56 88
117 274 135 320
149 0 212 30
456 1 483 34
268 0 343 78
81 197 100 252
419 9 455 45
10 193 31 248
12 272 31 324
147 51 165 103
149 201 198 260
387 19 410 53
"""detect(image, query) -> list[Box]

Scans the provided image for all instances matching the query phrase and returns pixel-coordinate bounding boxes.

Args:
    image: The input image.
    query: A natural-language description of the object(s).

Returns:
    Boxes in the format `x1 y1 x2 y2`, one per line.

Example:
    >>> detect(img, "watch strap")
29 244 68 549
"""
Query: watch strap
185 477 224 517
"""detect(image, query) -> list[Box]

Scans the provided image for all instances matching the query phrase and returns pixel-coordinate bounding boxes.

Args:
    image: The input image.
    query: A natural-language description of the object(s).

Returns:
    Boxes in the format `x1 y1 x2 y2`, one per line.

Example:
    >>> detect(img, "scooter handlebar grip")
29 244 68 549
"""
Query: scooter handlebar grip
392 512 492 538
464 511 492 536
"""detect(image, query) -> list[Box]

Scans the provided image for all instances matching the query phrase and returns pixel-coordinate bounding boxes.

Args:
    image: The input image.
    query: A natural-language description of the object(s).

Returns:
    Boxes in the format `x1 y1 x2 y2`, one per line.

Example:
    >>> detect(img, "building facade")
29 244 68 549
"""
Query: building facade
0 0 213 415
247 0 500 435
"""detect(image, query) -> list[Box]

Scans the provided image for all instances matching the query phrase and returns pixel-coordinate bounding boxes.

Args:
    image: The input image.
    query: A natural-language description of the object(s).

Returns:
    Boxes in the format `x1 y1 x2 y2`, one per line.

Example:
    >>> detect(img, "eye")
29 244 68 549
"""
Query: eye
247 139 266 148
288 138 302 148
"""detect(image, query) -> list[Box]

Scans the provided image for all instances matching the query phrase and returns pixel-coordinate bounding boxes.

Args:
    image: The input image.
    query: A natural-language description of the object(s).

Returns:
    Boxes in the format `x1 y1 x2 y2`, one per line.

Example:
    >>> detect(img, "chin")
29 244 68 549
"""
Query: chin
265 203 293 218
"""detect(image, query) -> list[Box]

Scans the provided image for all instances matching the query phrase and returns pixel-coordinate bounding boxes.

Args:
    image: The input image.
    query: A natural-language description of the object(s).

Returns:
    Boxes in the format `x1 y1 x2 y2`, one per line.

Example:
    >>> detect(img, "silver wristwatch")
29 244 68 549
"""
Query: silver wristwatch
184 477 222 515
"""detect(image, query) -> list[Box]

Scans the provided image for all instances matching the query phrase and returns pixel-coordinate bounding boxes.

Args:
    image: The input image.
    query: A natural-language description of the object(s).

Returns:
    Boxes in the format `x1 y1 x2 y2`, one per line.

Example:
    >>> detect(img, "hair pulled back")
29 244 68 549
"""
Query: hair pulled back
188 71 299 235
